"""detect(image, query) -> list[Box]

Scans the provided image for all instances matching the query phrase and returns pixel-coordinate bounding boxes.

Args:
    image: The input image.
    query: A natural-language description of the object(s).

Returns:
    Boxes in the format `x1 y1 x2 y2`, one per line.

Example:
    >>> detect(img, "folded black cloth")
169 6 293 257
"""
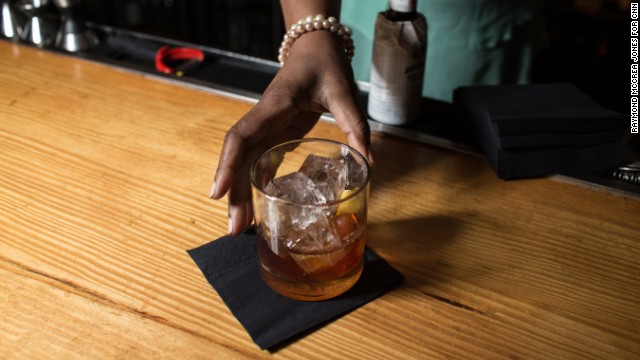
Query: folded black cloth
187 227 405 350
479 138 624 179
454 83 627 179
455 83 627 137
497 129 625 150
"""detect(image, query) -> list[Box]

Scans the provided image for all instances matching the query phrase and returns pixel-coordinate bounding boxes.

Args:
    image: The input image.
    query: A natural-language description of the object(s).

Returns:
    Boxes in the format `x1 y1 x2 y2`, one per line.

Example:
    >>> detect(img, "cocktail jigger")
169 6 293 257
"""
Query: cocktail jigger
1 0 22 39
18 0 54 47
51 0 98 52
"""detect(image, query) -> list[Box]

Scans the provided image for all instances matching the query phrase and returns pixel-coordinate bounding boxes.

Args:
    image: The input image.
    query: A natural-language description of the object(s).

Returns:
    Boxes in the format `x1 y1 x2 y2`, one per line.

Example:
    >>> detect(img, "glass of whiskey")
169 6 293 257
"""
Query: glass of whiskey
250 139 370 301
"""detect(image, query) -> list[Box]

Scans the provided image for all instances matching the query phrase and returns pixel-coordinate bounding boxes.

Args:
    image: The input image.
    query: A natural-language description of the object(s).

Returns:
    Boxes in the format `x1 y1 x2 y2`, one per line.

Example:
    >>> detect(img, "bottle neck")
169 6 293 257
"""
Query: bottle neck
387 0 417 21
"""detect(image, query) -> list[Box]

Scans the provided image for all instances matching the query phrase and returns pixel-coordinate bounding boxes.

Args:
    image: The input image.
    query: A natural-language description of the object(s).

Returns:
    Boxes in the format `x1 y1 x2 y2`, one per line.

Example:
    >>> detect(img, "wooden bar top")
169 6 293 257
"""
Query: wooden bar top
1 41 639 359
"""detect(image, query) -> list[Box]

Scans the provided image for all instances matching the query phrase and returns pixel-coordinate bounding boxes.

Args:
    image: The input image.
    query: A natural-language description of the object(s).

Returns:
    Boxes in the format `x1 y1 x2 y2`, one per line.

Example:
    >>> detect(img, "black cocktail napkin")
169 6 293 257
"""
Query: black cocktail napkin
187 227 404 351
454 83 626 138
454 83 627 179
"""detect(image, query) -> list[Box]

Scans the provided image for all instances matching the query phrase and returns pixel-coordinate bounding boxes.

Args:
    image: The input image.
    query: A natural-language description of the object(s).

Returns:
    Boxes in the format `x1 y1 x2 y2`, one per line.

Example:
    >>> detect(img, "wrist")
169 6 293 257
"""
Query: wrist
278 14 354 66
280 0 341 28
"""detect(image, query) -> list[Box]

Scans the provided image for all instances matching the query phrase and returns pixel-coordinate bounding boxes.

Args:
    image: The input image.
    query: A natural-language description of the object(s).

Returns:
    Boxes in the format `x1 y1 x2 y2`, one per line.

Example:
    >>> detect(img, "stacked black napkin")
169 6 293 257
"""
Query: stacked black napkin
187 227 405 351
454 83 627 179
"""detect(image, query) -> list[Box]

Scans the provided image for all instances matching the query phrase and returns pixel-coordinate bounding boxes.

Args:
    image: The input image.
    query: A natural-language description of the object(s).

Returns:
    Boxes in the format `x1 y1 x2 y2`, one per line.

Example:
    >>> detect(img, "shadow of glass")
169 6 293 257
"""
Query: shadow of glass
366 212 472 287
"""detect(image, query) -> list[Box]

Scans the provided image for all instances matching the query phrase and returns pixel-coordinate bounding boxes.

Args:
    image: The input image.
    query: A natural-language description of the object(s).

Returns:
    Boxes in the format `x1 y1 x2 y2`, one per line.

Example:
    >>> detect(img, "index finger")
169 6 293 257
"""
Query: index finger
209 96 298 200
209 125 248 200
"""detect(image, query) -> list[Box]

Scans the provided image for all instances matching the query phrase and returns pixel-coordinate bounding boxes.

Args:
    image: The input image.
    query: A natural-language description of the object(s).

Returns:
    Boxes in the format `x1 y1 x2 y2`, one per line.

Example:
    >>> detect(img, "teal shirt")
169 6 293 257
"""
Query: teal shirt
341 0 547 102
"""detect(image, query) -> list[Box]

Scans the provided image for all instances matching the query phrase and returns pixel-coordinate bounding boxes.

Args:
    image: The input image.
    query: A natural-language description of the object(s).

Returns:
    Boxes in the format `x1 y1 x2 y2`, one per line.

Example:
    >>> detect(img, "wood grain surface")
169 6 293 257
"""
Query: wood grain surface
1 40 639 359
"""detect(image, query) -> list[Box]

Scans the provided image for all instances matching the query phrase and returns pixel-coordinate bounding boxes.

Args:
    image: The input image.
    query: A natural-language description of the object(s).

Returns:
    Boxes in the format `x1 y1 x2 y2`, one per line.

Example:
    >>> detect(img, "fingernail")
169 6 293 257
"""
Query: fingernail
209 180 217 198
228 206 238 235
367 147 375 166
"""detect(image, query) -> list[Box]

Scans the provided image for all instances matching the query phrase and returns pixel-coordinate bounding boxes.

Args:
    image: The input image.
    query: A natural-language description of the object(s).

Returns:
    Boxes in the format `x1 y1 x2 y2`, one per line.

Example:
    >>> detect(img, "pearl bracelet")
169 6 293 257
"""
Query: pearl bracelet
278 14 355 66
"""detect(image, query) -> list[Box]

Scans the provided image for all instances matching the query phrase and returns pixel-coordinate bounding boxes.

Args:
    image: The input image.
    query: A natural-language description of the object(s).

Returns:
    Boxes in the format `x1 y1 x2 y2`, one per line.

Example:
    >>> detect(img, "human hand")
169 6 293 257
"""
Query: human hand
210 30 373 235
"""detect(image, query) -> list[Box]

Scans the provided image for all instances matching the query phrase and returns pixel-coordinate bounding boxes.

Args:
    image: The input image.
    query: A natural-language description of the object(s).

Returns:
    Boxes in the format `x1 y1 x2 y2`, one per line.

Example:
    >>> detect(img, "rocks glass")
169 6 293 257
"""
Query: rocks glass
250 139 370 301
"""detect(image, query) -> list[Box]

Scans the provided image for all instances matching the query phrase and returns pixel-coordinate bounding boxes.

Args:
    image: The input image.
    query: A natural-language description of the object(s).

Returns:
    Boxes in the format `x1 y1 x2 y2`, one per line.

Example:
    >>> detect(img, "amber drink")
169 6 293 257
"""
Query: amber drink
250 139 370 301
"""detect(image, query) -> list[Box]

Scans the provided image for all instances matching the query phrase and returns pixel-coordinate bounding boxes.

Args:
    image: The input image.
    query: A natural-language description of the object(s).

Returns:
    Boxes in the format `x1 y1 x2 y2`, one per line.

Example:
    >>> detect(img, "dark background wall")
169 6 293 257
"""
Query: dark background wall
80 0 285 60
531 1 627 115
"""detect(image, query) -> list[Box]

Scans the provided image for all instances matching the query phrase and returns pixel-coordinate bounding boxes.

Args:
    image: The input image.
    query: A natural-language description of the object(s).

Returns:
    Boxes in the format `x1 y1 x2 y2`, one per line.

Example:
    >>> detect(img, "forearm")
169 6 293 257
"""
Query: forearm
280 0 342 28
